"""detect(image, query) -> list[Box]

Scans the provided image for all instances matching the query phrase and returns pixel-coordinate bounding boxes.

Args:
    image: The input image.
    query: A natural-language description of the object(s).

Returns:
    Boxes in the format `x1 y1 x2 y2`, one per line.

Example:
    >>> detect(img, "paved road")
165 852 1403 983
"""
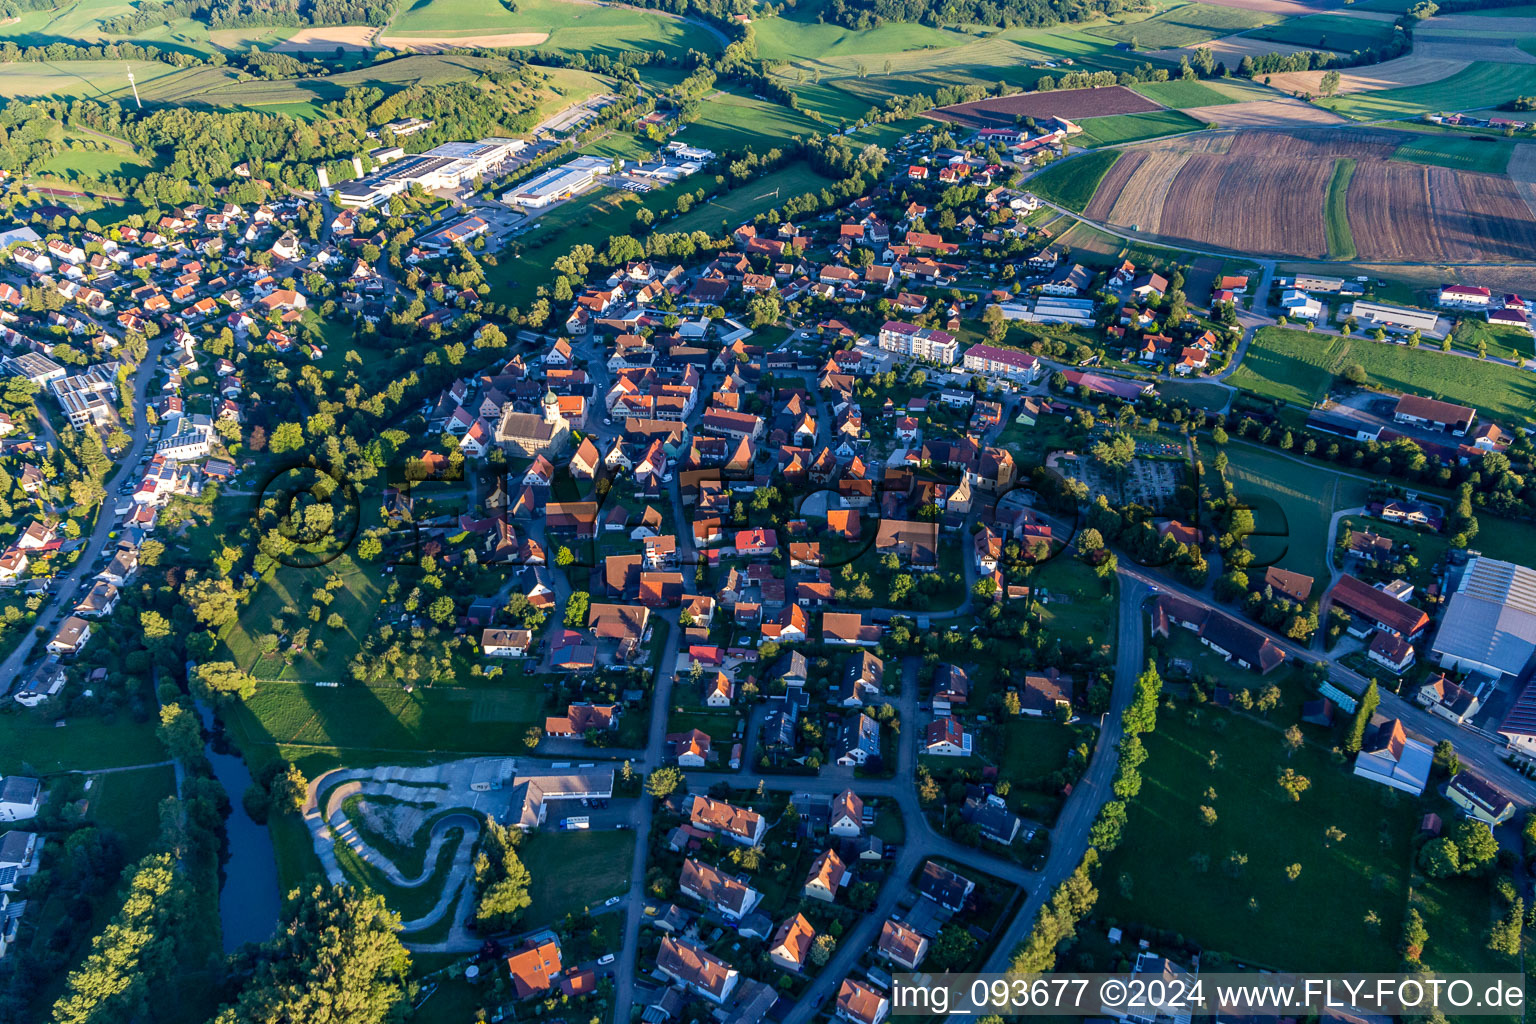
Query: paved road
0 334 167 690
972 575 1150 978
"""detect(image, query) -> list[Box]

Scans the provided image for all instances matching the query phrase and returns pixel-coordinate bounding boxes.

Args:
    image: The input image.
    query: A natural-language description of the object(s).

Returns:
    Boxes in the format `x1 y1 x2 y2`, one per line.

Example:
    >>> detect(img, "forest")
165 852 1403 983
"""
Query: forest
819 0 1134 30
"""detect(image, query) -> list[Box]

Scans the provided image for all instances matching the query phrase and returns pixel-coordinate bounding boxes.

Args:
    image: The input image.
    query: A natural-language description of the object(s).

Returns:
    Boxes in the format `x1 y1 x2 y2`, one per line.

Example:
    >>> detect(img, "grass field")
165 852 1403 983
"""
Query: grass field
1087 2 1280 47
1228 327 1343 407
671 89 826 153
221 555 384 680
520 830 635 926
333 825 467 924
766 20 1156 121
1129 77 1272 108
1159 379 1232 410
1029 150 1121 211
228 677 552 753
1246 13 1401 54
0 0 292 56
37 130 154 179
665 161 835 235
1231 326 1536 424
1218 443 1367 590
1076 109 1205 146
0 707 166 775
1324 158 1357 260
88 764 179 859
754 0 980 62
0 59 193 101
387 0 716 56
1324 62 1536 119
1390 134 1513 174
1097 705 1419 970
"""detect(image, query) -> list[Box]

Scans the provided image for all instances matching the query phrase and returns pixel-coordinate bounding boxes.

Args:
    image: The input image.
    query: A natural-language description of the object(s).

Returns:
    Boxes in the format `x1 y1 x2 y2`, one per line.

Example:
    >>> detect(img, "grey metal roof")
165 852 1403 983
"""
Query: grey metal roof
1431 557 1536 677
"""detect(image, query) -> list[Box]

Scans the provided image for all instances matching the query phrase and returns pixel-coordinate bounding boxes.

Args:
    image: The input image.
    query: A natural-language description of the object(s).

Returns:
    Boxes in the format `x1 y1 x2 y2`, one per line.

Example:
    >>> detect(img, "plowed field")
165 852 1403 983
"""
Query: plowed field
933 86 1160 128
1080 127 1536 261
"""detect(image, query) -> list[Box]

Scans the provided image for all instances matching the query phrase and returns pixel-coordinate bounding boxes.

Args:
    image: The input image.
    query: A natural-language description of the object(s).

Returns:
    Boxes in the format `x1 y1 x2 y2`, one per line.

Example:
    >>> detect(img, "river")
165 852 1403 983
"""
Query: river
194 699 282 952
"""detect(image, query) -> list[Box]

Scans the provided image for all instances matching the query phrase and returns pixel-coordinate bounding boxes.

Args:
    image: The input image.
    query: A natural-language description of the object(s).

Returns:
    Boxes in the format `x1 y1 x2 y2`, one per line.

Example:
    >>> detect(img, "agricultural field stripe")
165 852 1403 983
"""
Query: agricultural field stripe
1325 157 1357 260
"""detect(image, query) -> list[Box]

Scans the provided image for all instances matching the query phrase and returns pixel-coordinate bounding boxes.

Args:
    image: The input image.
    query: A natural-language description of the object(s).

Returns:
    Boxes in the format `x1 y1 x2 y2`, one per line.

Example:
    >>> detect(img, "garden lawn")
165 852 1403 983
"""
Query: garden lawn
1097 705 1420 970
520 830 635 926
1034 555 1117 644
1246 13 1401 53
1324 62 1536 119
1076 109 1204 146
0 706 166 775
228 676 551 753
1227 326 1346 407
995 718 1081 783
1087 3 1281 47
1029 150 1121 212
666 709 741 743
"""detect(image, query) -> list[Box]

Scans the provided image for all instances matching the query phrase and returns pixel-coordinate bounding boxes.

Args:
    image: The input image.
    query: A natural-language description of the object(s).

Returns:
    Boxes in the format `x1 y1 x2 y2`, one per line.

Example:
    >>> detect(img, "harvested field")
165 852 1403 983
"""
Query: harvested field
1105 150 1197 231
1413 27 1536 63
1344 160 1536 260
1265 54 1467 95
1198 0 1344 13
1083 150 1145 221
1085 126 1536 261
931 85 1159 128
1183 97 1348 126
274 26 377 50
1162 149 1333 256
378 32 550 49
1508 143 1536 219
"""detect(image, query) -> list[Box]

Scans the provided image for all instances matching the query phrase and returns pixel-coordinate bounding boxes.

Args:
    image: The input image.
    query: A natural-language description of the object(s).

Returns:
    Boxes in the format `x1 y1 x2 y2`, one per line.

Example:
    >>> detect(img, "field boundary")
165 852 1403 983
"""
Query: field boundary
1325 157 1357 260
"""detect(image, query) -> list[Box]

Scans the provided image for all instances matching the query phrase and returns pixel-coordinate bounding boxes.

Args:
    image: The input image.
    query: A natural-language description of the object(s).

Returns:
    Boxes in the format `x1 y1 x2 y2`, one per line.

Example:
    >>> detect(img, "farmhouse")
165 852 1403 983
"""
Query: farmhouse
1328 574 1429 640
1392 395 1475 435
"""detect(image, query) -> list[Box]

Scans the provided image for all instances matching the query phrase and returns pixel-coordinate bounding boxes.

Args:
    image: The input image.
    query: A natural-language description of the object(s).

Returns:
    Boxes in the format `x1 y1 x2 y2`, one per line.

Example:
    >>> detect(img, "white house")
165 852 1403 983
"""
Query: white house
0 777 40 821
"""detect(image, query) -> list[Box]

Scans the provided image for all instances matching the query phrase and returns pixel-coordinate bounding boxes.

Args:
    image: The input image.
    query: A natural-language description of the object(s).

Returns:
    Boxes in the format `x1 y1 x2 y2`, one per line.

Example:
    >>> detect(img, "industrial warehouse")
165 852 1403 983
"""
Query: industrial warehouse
330 137 528 208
